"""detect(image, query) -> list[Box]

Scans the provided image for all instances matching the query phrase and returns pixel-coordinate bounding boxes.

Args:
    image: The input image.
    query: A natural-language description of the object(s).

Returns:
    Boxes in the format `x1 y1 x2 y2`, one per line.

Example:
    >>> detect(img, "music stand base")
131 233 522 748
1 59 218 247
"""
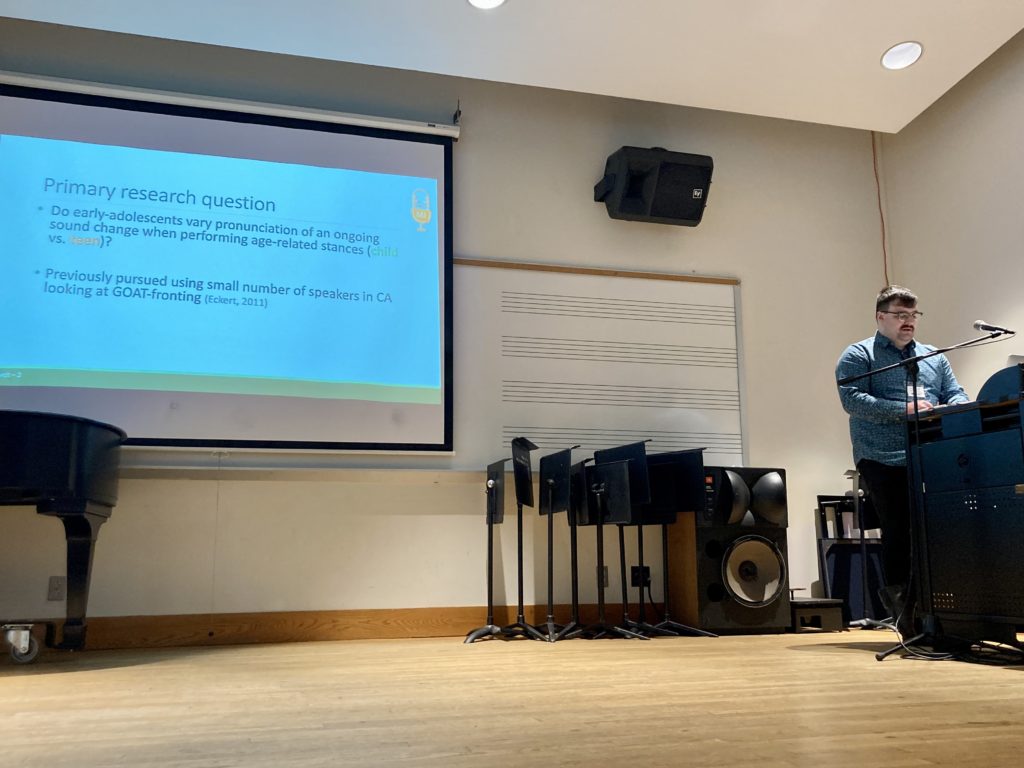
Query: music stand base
849 617 896 631
502 621 548 641
553 620 583 641
580 621 648 640
621 617 671 638
634 620 678 637
537 619 569 642
464 625 503 643
655 619 717 638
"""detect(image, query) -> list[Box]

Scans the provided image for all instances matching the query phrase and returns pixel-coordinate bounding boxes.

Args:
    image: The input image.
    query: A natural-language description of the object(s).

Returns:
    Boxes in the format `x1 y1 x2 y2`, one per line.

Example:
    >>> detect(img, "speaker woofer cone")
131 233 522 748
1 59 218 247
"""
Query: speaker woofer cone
721 535 787 607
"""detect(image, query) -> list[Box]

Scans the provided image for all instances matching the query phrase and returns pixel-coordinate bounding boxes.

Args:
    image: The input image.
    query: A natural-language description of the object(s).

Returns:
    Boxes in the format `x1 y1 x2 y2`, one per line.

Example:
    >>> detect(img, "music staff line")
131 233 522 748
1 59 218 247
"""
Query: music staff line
501 290 735 326
502 335 737 368
502 380 740 411
500 425 743 454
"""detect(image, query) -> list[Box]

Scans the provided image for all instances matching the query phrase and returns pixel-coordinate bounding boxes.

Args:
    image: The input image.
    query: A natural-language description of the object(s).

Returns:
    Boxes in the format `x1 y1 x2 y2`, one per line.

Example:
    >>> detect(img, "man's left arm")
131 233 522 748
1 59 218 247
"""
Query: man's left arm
937 355 970 405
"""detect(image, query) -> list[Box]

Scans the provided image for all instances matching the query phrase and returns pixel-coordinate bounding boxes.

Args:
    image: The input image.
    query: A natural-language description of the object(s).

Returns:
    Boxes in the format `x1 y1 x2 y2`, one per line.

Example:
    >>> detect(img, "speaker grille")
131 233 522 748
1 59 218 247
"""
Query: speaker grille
924 484 1024 621
650 162 710 220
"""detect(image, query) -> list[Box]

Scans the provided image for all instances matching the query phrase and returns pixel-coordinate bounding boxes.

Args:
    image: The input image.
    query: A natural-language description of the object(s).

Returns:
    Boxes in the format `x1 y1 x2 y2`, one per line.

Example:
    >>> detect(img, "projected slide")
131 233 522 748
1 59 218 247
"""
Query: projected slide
0 84 452 450
1 134 440 402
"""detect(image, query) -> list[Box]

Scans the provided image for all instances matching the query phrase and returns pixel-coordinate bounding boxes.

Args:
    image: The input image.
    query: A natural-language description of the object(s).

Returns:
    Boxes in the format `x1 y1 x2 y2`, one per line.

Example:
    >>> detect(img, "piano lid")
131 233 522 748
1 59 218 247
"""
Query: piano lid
0 409 126 439
0 409 126 508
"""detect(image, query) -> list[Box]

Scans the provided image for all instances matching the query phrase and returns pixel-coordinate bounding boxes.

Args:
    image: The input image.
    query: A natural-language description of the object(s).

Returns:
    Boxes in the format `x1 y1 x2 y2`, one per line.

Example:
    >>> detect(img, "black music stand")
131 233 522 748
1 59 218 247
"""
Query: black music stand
594 442 654 636
466 458 510 644
646 449 718 637
502 437 547 641
554 459 592 641
580 460 647 639
537 446 576 641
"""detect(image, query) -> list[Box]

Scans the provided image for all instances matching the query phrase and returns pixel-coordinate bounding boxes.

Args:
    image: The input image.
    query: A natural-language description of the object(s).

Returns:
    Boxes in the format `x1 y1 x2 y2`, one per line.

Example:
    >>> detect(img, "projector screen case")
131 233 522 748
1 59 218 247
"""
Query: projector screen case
0 82 454 452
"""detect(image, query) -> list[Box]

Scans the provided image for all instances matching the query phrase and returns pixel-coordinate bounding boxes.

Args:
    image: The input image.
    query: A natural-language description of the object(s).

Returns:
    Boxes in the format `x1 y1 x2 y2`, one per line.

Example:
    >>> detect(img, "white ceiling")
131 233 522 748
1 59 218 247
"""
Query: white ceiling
2 0 1024 133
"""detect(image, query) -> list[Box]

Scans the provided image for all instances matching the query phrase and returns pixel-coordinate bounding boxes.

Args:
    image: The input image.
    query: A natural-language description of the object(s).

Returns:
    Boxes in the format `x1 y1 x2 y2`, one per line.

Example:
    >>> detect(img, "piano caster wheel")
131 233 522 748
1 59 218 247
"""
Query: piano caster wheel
11 636 39 664
4 625 39 664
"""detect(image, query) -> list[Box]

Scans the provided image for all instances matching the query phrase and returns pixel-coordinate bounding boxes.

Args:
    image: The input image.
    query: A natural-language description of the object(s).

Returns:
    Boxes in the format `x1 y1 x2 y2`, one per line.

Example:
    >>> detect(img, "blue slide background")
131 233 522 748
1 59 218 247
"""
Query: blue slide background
0 134 442 390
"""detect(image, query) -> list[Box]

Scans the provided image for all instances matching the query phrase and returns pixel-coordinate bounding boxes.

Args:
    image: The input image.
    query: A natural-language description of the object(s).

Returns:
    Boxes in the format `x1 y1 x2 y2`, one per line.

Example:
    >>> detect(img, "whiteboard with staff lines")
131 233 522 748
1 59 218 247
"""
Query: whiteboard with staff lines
453 259 744 470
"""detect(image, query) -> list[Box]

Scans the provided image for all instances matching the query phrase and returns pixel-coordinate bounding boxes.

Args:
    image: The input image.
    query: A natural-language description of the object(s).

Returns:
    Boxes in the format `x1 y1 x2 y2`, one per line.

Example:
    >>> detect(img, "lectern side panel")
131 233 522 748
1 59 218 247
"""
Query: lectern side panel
920 431 1024 493
925 485 1024 623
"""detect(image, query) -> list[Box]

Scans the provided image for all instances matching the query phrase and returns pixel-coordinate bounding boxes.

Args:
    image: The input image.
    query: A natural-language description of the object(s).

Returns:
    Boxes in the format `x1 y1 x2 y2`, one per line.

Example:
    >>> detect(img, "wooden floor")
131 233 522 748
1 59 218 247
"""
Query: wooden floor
3 629 1024 767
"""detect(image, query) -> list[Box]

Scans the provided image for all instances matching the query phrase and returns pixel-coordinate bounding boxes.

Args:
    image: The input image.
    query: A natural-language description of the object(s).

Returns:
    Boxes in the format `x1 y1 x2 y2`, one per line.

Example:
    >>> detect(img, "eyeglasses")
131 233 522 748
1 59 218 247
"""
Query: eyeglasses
879 310 923 322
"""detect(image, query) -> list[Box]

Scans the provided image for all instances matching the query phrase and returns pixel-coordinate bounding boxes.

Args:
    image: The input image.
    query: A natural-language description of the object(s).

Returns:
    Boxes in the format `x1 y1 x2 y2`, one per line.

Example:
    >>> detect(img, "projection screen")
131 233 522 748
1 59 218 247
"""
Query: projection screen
0 82 454 451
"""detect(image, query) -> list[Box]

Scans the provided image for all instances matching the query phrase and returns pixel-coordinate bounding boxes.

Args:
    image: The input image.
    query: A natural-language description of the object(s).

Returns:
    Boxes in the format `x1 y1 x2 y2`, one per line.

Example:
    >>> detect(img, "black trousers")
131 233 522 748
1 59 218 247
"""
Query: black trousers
856 459 912 588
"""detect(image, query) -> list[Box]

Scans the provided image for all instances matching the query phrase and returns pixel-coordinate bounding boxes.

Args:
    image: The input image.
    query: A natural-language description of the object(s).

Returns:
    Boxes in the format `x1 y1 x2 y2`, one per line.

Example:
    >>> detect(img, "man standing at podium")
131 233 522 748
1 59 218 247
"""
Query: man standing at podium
835 285 969 632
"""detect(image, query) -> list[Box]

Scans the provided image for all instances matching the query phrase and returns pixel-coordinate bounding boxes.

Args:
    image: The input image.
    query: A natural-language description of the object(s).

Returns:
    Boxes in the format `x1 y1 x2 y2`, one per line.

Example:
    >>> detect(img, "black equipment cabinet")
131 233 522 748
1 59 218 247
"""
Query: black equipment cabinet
909 364 1024 643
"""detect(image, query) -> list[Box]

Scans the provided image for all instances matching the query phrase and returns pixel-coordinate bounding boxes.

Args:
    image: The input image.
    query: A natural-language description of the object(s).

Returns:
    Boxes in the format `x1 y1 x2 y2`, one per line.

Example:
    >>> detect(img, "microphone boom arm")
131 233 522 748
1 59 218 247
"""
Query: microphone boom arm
837 332 1001 387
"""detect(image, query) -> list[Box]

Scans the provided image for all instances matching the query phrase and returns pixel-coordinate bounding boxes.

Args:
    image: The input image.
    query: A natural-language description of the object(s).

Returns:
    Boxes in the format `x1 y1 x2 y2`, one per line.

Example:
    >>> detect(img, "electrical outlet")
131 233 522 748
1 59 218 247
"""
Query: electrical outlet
47 575 66 601
630 565 651 588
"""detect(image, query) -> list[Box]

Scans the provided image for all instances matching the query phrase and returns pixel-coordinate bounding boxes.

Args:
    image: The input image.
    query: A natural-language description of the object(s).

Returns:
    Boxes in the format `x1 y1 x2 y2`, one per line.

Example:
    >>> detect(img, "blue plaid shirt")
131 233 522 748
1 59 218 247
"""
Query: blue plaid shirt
836 331 969 466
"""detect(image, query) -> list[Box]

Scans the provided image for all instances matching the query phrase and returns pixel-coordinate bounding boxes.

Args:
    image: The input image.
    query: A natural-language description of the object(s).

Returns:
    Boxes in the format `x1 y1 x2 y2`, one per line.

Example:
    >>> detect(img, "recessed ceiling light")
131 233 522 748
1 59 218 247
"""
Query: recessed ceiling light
468 0 506 8
881 41 923 70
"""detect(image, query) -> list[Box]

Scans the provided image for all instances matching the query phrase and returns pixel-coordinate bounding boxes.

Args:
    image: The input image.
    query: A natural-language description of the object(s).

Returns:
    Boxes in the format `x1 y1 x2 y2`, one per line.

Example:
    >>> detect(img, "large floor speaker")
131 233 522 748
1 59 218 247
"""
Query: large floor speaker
667 466 791 634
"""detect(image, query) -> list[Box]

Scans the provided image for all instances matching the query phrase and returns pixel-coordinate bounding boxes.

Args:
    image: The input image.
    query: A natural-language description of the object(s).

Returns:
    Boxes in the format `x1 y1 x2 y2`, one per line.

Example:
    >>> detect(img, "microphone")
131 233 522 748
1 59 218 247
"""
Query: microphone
974 320 1017 334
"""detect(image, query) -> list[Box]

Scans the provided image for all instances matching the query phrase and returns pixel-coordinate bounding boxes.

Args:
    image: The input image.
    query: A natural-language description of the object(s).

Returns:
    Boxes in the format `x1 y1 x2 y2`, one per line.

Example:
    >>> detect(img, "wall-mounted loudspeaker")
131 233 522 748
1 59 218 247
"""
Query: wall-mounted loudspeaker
594 146 712 226
668 466 791 634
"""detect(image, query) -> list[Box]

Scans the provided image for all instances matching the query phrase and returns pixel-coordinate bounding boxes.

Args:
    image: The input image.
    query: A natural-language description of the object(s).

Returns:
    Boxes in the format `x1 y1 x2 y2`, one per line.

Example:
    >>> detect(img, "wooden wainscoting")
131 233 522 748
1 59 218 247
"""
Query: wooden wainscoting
71 603 665 650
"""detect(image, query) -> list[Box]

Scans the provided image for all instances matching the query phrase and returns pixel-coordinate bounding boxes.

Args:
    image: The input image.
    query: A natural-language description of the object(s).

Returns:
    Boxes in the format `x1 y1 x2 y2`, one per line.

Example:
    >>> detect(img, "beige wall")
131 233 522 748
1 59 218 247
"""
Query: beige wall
882 30 1024 395
0 18 894 622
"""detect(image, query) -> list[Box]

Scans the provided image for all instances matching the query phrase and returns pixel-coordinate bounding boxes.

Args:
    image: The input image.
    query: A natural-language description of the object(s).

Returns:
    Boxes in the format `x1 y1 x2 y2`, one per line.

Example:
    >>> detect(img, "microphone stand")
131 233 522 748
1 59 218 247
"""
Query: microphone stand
836 332 1001 391
837 330 1004 661
843 468 893 631
873 355 943 661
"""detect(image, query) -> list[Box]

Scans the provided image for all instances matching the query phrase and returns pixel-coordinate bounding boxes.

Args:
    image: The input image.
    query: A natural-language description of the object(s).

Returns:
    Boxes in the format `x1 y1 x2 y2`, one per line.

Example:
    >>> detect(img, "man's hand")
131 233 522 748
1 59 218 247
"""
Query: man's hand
906 400 933 414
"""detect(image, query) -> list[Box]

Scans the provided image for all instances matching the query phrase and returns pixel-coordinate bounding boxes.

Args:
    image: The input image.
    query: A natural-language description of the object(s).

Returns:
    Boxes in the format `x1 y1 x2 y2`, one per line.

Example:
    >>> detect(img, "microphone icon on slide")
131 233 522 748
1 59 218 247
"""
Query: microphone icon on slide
411 189 432 232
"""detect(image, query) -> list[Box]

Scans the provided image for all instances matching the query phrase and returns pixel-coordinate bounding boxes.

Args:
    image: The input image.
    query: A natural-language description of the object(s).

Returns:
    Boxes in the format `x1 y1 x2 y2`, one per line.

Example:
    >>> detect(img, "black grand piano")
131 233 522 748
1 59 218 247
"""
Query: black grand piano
0 410 125 658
